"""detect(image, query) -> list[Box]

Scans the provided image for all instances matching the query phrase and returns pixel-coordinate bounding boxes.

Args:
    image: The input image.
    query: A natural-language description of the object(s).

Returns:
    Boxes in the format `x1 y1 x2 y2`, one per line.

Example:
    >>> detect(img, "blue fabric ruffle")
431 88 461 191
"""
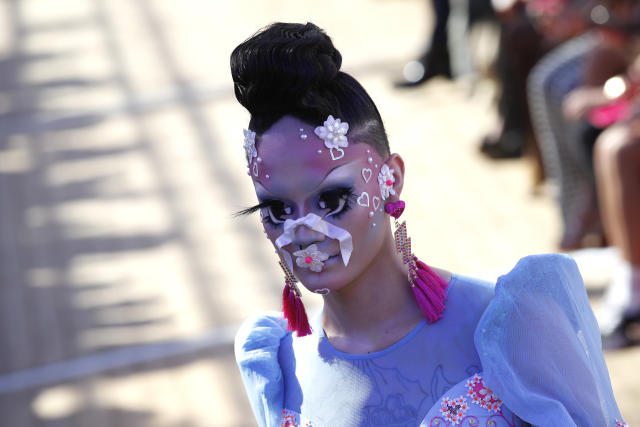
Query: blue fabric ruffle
475 254 624 426
235 311 288 427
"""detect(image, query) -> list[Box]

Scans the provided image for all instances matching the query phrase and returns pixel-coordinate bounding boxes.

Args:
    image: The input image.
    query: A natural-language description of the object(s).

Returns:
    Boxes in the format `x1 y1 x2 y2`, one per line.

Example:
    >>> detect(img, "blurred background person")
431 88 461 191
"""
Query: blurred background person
481 0 594 190
594 105 640 346
560 0 640 249
527 0 638 251
528 0 640 344
580 36 640 344
394 0 495 87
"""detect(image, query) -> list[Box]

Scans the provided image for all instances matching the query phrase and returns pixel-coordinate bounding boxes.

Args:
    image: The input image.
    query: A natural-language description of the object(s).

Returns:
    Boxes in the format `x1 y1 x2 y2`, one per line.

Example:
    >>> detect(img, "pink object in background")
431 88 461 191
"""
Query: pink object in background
589 100 632 128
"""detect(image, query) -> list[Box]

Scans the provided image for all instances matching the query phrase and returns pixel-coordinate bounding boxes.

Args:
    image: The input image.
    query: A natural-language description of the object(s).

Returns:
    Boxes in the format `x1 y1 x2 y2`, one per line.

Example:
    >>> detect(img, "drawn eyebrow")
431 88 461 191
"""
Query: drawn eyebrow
253 160 358 188
321 161 355 181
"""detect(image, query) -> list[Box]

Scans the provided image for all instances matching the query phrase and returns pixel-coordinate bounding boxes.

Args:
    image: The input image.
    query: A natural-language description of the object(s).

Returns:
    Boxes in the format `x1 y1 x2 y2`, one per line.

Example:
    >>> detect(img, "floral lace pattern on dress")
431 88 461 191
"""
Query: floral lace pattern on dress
423 373 520 427
439 396 469 424
280 409 315 427
425 372 626 427
466 373 502 413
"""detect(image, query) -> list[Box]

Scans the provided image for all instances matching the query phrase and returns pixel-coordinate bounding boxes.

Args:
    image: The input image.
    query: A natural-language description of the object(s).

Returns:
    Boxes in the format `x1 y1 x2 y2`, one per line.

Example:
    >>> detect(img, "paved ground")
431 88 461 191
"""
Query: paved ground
0 0 637 425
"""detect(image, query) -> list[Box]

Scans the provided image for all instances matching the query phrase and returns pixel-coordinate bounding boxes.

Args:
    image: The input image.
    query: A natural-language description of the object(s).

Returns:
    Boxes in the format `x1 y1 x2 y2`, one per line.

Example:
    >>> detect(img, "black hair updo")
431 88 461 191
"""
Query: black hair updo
230 22 390 156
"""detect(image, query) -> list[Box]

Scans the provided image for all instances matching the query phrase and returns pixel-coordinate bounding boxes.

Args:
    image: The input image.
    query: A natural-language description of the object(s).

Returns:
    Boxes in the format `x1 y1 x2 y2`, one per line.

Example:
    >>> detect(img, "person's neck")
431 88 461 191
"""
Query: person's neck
321 228 424 354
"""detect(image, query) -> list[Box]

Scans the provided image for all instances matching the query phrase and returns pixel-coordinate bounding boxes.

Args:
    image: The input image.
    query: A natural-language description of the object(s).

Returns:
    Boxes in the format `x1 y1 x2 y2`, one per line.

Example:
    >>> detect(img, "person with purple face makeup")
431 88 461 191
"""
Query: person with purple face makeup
231 22 626 427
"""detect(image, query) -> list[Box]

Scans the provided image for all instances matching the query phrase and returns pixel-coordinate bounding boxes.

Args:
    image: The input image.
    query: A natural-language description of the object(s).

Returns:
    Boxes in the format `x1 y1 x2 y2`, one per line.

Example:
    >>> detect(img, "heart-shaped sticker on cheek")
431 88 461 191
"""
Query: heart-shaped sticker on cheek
330 147 345 161
372 196 381 211
357 191 370 207
361 168 372 183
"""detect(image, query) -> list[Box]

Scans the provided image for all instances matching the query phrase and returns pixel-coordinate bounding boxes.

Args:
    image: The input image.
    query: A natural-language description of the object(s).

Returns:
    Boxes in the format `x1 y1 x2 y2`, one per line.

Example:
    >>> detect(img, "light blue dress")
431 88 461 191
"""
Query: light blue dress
235 254 626 427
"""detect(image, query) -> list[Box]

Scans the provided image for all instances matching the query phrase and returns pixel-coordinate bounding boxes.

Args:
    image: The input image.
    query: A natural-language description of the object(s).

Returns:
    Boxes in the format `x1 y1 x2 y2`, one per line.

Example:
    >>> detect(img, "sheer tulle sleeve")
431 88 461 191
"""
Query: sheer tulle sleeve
234 311 289 427
474 254 625 426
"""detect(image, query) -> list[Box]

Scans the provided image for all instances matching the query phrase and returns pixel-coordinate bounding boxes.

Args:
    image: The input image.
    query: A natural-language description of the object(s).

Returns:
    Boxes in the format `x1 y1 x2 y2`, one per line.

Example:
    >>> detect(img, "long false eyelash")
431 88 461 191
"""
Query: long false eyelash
234 199 282 217
236 187 356 223
240 199 290 227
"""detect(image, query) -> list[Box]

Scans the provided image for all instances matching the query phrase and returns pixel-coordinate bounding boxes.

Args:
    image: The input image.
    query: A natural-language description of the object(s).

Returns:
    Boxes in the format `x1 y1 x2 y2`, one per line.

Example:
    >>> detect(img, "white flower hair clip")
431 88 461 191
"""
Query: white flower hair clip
293 244 330 273
314 115 349 160
243 129 257 165
378 164 396 200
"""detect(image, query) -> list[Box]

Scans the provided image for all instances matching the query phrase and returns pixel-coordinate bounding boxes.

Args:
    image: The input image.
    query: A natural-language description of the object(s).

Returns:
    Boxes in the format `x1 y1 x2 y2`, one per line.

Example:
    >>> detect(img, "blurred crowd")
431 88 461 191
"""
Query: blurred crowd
396 0 640 346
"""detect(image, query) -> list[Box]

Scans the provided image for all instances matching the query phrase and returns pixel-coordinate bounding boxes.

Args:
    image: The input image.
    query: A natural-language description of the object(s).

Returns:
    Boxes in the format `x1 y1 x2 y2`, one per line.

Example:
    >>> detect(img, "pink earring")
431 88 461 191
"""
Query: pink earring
385 200 449 323
279 260 312 336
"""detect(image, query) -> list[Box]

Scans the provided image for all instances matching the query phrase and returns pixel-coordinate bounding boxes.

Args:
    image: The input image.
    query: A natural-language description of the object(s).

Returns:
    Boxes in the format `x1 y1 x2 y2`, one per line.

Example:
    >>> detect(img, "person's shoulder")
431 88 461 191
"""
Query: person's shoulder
472 254 626 425
234 311 289 365
447 253 578 307
505 253 577 275
447 273 495 311
439 273 495 341
234 311 290 427
495 253 581 294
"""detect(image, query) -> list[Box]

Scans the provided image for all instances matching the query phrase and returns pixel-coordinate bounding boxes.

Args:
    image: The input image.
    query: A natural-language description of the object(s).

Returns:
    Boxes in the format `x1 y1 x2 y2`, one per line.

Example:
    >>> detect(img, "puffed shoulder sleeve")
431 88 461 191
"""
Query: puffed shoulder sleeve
234 311 289 427
474 254 626 427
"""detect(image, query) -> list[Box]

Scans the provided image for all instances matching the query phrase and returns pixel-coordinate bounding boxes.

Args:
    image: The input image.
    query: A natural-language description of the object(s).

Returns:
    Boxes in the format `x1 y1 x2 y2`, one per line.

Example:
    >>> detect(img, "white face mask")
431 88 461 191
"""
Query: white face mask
274 213 353 273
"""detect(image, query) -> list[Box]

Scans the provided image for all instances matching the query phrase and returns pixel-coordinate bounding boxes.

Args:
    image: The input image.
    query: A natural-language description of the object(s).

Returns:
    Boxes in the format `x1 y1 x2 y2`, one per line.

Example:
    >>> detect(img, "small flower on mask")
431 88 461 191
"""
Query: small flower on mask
243 129 257 164
293 244 330 273
314 115 349 150
378 164 396 200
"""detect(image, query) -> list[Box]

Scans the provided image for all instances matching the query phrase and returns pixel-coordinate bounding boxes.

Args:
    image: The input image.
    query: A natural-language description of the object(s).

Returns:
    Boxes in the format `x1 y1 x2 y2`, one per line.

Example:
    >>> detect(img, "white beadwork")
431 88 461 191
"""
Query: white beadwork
243 129 257 164
330 147 345 161
361 168 372 183
357 192 370 207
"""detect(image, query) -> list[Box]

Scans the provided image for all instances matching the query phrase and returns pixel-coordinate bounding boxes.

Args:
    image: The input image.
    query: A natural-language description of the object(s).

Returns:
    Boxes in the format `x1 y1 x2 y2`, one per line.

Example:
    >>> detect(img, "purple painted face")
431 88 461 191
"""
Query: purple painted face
249 115 389 293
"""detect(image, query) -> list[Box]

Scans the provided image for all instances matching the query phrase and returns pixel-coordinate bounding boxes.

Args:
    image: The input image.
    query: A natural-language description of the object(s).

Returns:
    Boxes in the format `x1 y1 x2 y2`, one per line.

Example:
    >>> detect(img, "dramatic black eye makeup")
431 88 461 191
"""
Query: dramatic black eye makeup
318 186 355 219
235 186 356 226
235 199 292 226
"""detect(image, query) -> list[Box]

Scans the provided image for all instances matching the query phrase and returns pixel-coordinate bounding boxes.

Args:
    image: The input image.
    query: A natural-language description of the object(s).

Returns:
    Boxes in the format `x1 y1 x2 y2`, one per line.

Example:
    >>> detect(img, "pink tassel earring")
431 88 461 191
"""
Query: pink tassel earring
279 259 312 337
385 200 449 323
